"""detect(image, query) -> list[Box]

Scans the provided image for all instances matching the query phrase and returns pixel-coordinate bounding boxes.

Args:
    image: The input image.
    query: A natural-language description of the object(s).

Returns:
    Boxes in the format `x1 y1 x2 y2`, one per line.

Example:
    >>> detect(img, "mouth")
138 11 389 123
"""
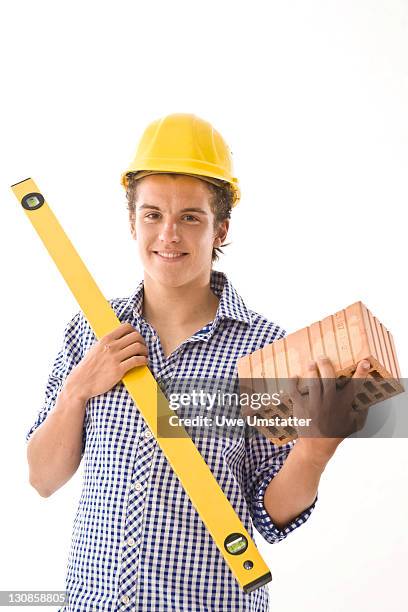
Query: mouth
153 251 188 261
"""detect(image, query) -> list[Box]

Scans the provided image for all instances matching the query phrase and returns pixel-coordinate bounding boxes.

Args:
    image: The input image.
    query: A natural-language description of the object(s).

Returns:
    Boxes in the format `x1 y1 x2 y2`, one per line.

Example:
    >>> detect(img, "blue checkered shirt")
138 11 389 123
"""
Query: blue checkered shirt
26 270 317 611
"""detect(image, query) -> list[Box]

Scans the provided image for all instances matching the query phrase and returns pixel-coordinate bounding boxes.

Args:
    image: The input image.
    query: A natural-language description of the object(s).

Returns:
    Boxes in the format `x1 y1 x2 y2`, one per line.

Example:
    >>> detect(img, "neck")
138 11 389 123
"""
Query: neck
142 270 220 328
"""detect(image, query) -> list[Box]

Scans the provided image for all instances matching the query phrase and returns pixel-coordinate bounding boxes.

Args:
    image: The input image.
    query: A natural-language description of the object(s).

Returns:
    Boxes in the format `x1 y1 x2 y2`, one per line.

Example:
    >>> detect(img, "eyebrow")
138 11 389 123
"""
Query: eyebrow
137 203 208 215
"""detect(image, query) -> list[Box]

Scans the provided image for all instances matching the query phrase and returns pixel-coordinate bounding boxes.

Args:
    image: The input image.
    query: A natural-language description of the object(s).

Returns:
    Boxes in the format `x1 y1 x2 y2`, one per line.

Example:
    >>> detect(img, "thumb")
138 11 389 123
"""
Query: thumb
353 359 371 380
349 359 371 405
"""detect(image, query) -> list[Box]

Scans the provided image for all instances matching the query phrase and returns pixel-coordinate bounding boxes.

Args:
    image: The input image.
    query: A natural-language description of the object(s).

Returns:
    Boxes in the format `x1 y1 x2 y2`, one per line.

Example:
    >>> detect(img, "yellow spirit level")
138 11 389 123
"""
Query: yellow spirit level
11 178 272 594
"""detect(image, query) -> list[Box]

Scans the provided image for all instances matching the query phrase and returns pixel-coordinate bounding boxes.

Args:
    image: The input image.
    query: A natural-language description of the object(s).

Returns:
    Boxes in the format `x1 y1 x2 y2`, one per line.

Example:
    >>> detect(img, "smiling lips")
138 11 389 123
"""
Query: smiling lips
153 251 188 261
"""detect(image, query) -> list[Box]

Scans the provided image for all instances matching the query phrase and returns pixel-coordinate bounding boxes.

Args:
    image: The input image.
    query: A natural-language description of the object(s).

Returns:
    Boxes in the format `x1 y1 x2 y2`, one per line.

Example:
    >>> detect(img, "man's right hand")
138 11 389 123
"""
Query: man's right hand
66 323 149 401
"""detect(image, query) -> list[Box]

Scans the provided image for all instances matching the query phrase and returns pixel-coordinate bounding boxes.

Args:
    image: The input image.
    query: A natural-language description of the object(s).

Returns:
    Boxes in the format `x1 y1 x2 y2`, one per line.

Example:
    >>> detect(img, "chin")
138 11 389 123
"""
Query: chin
142 255 211 286
145 266 189 284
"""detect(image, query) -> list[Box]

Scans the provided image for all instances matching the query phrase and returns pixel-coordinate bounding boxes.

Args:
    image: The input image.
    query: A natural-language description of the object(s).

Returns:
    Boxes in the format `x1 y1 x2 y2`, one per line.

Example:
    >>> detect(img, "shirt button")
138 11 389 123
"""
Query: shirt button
144 429 152 439
121 595 130 605
133 482 142 491
127 536 136 547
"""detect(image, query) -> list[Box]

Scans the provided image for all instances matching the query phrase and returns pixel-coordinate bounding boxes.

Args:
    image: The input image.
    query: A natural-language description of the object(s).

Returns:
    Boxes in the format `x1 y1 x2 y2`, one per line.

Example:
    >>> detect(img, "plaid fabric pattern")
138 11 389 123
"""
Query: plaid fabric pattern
26 270 317 611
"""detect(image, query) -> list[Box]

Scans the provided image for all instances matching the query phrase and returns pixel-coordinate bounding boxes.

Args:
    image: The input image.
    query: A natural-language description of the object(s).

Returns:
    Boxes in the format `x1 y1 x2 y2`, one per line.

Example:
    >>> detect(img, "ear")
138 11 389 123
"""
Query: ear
214 219 229 247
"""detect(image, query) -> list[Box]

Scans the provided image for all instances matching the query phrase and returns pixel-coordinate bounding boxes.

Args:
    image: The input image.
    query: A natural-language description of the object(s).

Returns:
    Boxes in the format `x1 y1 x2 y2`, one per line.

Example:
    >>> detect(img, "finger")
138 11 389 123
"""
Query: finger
106 323 137 341
343 359 371 414
316 355 336 377
316 354 337 393
119 342 149 361
115 331 146 351
120 355 149 373
352 360 371 382
349 360 371 402
304 361 321 408
284 375 303 405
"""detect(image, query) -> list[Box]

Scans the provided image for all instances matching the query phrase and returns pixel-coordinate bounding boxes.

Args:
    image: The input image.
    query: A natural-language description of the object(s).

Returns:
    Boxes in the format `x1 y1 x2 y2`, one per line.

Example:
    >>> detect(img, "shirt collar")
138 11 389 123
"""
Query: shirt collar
210 270 252 327
118 269 252 327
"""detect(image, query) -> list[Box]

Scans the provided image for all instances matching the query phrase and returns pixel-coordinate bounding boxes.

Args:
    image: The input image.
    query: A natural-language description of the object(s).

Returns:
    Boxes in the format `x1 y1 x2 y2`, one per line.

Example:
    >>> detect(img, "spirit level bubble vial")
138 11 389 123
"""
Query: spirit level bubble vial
10 177 272 594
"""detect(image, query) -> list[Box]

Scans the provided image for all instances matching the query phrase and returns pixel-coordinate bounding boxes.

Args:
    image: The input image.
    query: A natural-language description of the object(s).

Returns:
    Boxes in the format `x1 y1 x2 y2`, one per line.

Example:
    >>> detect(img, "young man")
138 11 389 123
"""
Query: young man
26 114 369 611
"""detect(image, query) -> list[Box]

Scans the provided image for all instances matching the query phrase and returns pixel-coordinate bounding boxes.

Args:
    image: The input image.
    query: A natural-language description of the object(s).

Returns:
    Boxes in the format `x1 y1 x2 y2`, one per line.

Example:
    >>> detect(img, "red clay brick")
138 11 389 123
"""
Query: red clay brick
237 302 404 446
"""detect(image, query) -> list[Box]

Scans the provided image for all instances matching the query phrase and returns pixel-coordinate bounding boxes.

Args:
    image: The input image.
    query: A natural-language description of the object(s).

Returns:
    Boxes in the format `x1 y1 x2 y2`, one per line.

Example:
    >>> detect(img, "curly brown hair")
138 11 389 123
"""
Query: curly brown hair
125 172 234 263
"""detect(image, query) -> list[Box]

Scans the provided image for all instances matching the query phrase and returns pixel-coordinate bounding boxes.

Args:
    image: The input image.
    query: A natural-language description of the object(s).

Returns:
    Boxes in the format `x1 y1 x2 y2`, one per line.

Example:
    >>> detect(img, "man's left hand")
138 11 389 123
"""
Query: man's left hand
285 356 372 462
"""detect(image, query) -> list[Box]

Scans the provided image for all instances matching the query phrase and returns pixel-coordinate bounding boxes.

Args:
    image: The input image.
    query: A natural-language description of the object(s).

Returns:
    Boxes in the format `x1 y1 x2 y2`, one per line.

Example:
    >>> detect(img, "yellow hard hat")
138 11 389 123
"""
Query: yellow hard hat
121 113 241 207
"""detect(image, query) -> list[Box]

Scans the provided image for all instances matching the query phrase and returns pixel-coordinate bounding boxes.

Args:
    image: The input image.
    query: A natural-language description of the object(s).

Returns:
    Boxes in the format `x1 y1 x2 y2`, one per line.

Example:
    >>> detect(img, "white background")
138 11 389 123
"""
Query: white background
1 0 407 610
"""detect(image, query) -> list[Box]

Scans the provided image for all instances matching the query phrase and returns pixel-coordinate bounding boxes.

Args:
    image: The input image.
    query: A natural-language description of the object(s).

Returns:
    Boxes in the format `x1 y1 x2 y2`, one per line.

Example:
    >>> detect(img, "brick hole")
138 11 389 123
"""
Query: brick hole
357 392 371 405
364 381 377 393
279 403 290 415
381 382 396 393
336 376 350 389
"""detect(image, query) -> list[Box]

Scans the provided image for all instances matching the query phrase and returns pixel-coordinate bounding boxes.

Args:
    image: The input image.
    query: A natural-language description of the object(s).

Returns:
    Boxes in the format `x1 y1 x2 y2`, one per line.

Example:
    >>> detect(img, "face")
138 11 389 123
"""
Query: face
129 174 229 287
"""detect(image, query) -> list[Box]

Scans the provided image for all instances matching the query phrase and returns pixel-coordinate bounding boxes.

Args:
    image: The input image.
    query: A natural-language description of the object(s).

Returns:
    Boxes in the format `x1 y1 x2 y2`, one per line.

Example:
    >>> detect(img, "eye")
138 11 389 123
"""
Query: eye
145 212 160 220
182 215 199 222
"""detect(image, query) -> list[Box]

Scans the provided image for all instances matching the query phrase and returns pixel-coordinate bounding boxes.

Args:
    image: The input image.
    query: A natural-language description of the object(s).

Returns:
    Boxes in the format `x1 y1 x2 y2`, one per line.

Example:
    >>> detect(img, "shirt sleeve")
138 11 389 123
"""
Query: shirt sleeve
25 311 87 457
243 431 317 543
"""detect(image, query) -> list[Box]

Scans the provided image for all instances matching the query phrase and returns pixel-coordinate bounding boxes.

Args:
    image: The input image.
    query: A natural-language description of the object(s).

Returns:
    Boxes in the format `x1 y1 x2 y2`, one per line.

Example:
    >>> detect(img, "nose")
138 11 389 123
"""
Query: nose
158 220 181 243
